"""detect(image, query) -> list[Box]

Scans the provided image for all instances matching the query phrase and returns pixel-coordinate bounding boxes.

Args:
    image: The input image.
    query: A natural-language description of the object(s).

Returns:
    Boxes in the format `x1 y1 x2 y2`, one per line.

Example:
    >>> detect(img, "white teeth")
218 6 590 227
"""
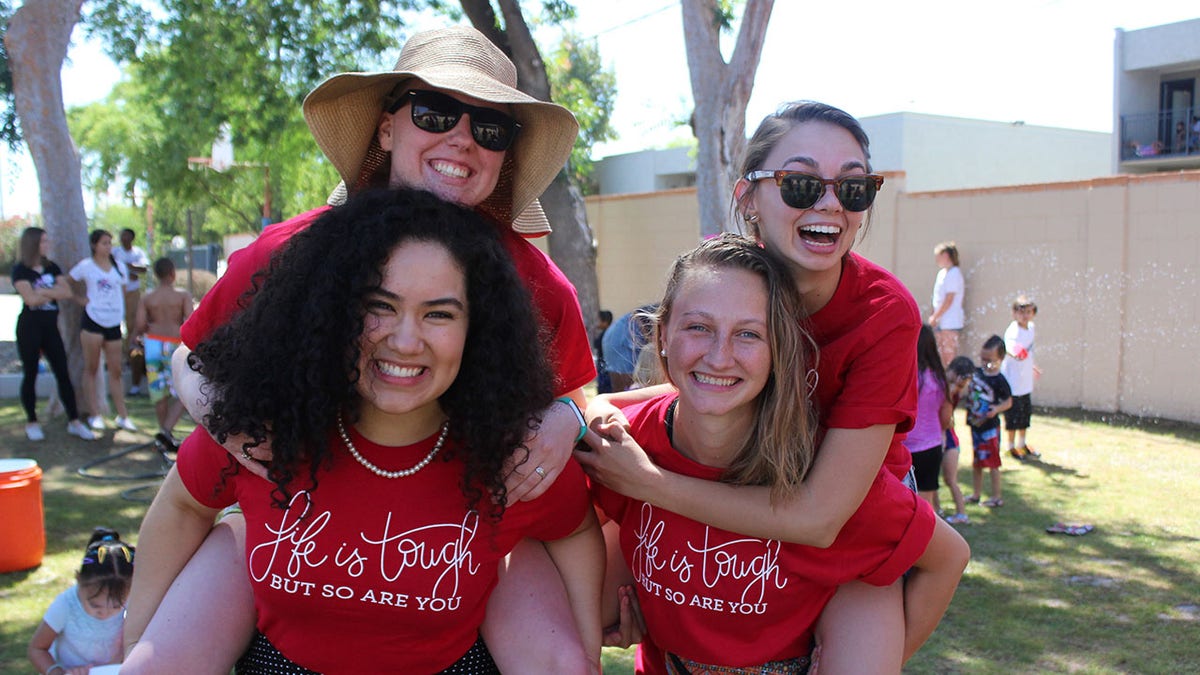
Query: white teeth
432 161 468 178
801 224 841 235
378 362 423 377
694 373 737 386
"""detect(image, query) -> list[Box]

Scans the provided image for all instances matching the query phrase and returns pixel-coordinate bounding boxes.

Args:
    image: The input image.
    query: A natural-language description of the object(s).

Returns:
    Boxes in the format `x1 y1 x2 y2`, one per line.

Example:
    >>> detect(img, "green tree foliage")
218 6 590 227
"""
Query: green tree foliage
0 214 32 273
18 1 616 244
89 203 146 244
63 0 427 242
546 31 616 195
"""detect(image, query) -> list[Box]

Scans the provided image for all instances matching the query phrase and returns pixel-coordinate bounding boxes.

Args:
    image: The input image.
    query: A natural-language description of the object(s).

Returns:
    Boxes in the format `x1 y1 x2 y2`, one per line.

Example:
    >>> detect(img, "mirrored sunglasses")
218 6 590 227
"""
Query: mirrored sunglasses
388 89 520 152
745 170 884 212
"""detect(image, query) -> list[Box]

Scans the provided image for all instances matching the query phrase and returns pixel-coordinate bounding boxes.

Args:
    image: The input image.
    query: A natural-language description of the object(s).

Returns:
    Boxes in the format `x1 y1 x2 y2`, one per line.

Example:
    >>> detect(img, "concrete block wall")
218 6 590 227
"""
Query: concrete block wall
587 170 1200 423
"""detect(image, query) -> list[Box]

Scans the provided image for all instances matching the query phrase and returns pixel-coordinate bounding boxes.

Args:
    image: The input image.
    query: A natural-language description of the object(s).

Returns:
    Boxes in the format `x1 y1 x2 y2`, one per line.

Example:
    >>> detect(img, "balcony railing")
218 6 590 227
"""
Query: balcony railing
1120 109 1199 161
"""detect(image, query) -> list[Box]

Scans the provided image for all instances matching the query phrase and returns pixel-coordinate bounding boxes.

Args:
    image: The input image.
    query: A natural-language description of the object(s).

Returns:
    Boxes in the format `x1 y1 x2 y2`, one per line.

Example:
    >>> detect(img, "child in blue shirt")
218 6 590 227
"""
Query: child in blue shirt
949 335 1012 508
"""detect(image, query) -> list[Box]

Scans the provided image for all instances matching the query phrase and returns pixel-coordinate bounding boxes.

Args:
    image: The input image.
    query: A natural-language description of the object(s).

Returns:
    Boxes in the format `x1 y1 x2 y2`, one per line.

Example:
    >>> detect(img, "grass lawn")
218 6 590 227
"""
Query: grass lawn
1 400 1198 674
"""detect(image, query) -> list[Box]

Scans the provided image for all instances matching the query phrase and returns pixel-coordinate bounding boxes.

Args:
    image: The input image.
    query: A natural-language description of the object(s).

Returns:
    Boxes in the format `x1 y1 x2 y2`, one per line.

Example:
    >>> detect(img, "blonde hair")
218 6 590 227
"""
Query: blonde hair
651 234 817 502
934 241 959 266
1012 294 1037 313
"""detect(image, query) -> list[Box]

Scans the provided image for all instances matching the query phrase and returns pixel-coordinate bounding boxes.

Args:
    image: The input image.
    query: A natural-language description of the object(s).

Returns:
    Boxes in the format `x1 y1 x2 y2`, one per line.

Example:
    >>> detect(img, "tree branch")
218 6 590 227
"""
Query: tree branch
681 0 726 95
728 0 774 101
459 0 512 58
494 0 551 99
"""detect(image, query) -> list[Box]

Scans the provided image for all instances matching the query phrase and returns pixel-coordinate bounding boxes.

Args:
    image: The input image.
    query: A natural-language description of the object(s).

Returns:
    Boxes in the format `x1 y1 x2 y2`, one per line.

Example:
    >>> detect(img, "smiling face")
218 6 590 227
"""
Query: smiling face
355 240 469 435
661 266 772 424
738 121 870 296
378 86 507 209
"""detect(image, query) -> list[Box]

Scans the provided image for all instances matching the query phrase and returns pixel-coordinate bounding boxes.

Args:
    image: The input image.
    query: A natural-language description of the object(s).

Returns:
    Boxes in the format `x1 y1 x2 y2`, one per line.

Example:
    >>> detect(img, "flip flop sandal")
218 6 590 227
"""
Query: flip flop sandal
983 498 1005 508
965 495 981 504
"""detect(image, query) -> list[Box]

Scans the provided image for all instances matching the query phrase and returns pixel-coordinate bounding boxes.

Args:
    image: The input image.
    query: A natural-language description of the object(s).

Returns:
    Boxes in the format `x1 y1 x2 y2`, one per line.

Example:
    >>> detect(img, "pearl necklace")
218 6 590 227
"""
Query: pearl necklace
337 414 449 479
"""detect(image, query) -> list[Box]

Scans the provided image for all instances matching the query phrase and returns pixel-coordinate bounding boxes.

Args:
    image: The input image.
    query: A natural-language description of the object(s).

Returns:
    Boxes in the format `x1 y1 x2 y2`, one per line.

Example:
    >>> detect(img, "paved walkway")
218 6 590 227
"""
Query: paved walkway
1 294 20 340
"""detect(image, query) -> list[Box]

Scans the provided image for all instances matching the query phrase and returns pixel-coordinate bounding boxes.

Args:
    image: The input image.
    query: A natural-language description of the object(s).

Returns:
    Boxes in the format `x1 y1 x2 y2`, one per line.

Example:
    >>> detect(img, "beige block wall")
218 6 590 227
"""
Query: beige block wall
587 188 706 314
586 170 1200 423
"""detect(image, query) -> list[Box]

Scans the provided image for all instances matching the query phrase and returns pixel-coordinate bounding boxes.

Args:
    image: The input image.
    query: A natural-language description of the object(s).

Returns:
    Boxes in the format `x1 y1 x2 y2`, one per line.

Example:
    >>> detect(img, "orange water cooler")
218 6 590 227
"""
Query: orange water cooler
0 458 46 573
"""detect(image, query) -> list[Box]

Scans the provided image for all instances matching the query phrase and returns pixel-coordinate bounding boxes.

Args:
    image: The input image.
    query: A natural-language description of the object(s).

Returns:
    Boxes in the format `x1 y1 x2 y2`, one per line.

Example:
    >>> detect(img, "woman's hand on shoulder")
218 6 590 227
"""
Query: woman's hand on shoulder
573 419 662 503
217 432 273 480
503 396 582 505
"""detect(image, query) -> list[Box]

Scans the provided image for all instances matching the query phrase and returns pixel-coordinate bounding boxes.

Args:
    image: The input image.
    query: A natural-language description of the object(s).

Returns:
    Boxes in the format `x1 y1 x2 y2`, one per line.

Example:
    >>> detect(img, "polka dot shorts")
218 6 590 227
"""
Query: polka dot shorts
235 631 499 674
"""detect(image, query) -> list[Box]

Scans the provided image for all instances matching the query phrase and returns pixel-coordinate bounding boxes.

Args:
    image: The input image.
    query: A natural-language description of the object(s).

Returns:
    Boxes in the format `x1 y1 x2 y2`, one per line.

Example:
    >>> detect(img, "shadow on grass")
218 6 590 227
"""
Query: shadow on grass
1037 406 1200 445
1016 456 1087 479
910 476 1200 674
4 404 1198 674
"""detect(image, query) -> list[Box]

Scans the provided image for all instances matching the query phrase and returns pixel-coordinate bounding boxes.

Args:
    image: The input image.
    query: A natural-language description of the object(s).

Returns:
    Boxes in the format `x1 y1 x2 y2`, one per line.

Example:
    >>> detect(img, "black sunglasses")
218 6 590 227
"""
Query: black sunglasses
744 170 884 212
387 89 520 152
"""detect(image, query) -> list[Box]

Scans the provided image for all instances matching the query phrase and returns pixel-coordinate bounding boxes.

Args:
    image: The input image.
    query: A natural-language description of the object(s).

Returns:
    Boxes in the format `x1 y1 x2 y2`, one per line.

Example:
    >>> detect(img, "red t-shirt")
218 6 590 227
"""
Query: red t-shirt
180 206 595 395
591 395 936 675
177 427 590 673
807 253 922 478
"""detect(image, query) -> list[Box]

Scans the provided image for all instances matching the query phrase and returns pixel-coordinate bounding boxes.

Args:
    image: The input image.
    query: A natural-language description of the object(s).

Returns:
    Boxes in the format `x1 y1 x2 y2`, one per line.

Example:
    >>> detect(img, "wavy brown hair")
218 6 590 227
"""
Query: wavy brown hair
650 234 818 502
18 227 47 268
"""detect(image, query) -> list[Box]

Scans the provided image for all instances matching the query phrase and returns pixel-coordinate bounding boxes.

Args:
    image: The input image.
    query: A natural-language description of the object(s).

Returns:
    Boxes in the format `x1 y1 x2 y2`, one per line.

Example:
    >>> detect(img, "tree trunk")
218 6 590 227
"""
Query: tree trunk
540 172 599 343
465 1 602 338
681 0 774 237
6 0 92 414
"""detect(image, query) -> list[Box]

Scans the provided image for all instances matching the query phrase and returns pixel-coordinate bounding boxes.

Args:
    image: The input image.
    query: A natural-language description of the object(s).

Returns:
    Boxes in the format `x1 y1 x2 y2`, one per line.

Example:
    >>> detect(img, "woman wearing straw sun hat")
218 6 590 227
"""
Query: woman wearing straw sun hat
124 25 600 674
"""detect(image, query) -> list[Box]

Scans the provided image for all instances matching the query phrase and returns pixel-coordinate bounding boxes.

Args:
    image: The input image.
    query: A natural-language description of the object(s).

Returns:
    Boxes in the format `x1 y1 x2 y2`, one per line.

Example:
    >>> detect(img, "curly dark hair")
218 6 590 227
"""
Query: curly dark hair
193 188 555 517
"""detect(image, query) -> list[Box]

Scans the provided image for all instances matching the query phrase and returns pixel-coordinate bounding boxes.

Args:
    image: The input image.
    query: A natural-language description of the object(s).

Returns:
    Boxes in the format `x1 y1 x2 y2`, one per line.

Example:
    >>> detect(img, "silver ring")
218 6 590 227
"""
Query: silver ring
534 465 547 478
241 448 254 461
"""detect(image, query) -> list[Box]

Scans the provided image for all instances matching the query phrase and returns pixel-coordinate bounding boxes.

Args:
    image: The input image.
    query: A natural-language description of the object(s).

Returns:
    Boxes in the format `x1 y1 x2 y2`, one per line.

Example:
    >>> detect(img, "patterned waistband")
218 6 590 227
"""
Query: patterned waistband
666 651 811 675
234 631 498 674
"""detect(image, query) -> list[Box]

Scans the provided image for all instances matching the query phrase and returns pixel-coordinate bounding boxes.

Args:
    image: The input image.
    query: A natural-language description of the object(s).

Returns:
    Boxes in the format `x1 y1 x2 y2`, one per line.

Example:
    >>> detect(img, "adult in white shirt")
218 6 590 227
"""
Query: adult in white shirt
70 230 137 432
928 241 965 366
112 228 150 395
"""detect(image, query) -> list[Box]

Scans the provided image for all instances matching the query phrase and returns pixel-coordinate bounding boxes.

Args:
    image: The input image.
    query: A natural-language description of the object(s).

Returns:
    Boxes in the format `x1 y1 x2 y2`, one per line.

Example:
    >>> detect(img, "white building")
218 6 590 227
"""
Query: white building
595 112 1110 195
1114 17 1200 173
860 113 1109 192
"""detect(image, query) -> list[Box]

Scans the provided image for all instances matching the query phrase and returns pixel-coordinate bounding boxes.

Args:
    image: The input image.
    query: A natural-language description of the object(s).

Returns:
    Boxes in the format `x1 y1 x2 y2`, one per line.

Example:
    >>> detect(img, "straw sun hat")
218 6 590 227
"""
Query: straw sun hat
303 25 579 236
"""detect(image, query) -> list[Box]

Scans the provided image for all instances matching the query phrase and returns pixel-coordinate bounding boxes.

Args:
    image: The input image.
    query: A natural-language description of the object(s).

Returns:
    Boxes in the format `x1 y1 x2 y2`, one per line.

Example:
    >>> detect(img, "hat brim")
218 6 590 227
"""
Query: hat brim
326 179 552 237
